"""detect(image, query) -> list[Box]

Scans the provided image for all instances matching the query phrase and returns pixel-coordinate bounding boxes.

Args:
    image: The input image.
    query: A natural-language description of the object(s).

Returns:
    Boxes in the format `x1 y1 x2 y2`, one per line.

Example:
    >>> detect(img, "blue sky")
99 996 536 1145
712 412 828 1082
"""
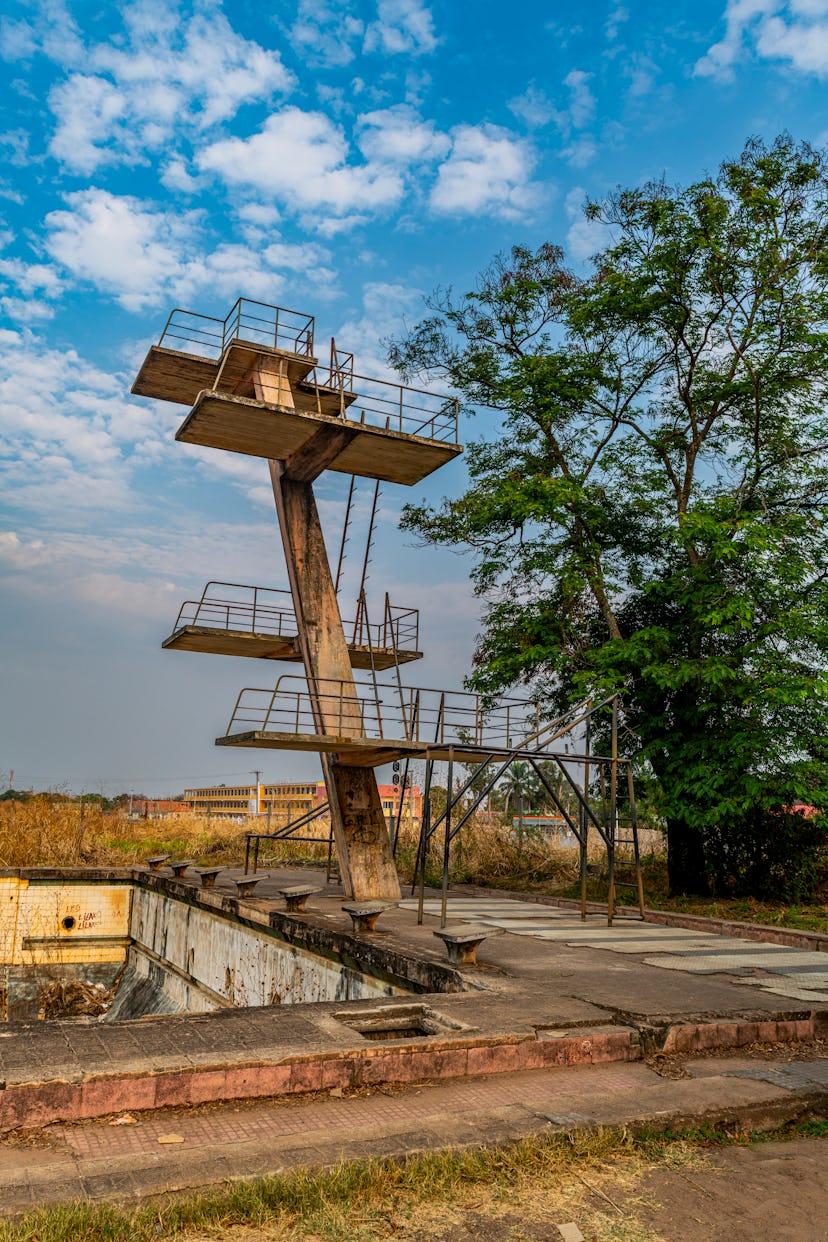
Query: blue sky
1 0 827 795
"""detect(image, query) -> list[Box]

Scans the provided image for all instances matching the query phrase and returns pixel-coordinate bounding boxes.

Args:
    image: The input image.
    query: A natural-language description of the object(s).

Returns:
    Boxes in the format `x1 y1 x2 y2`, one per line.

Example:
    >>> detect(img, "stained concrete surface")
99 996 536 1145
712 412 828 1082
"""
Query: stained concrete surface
1 867 826 1096
1 1052 827 1212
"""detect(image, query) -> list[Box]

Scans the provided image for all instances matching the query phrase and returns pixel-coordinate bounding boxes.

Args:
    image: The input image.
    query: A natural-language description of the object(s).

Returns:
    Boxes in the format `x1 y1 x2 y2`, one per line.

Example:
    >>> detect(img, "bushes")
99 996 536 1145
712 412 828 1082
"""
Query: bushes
703 809 828 903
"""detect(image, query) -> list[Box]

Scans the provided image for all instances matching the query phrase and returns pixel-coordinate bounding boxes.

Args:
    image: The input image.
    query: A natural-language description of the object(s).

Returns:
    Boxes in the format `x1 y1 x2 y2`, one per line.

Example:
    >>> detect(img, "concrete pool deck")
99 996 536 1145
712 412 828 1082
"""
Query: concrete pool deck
1 864 826 1134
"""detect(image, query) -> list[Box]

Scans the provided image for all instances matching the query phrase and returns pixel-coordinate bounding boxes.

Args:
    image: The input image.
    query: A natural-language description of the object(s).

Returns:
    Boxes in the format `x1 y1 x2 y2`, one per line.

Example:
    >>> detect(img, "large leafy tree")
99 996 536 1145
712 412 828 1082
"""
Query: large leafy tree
393 136 828 897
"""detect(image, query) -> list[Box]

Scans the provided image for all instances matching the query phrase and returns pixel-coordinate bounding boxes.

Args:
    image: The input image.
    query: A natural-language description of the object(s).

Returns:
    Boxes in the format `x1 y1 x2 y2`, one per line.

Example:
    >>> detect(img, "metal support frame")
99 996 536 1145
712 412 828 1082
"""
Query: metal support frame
244 800 335 878
408 694 644 926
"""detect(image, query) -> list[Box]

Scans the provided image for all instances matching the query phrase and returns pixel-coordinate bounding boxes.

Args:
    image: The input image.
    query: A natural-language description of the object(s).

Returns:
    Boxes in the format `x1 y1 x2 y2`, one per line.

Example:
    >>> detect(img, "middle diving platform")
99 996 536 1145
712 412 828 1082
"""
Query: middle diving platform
131 299 462 486
163 583 422 671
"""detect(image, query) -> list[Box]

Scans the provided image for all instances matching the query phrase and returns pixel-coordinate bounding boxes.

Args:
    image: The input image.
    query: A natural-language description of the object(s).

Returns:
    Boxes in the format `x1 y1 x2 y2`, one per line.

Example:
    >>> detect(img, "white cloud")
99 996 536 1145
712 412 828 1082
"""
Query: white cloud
290 0 364 67
757 8 828 69
561 136 598 168
0 256 63 298
41 3 293 173
331 280 424 378
694 0 828 78
0 328 174 518
562 70 596 130
508 84 559 130
357 104 449 163
0 327 298 540
47 75 128 175
160 158 204 194
430 125 540 220
565 186 610 262
510 70 597 164
363 0 438 56
44 191 193 312
605 5 630 39
0 296 56 323
197 106 404 222
0 0 83 65
41 189 336 311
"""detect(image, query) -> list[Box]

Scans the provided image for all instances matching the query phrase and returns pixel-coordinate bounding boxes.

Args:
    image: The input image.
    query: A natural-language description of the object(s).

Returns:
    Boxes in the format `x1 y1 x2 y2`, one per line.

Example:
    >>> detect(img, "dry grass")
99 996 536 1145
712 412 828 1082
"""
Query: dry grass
0 1125 710 1242
0 798 331 870
393 815 583 891
6 798 822 937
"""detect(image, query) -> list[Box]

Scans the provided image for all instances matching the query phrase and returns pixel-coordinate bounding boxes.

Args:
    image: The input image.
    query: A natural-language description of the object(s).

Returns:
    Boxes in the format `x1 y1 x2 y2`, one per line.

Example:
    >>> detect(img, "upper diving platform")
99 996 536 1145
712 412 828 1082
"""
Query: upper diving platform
163 582 422 671
132 299 462 486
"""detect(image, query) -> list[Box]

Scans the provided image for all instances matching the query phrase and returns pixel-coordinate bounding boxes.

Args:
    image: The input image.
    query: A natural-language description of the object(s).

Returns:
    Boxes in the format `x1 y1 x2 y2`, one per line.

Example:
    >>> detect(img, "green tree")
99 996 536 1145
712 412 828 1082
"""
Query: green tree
393 135 828 898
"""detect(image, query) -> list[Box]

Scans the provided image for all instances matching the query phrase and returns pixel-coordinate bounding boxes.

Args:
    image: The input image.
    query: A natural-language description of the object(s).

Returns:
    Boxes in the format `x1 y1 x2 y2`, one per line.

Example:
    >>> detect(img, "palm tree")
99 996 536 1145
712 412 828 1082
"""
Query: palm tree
500 762 532 844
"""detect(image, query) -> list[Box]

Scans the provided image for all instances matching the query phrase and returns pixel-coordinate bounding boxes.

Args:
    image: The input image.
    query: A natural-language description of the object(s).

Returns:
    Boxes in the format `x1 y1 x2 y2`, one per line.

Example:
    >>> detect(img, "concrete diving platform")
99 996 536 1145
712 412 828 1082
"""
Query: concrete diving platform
216 676 547 767
163 583 423 671
174 389 460 486
131 300 462 486
216 729 427 768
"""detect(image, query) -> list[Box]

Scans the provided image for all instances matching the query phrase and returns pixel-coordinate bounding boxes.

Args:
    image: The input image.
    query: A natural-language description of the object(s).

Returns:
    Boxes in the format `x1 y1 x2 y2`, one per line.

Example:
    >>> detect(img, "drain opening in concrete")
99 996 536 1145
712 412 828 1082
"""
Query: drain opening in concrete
334 1004 468 1041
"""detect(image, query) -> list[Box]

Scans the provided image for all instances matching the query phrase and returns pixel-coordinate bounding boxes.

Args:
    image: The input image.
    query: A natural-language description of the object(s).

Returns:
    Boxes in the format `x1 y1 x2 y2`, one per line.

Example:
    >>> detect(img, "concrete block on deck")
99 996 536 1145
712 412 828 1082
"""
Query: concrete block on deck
144 855 170 872
342 901 397 934
434 924 503 966
197 868 223 890
278 884 322 912
236 875 268 898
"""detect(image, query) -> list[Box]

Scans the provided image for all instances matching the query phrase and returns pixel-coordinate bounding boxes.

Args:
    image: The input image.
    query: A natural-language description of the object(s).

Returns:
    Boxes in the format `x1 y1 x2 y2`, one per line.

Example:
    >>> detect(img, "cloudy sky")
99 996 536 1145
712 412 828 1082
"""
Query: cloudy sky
1 0 827 795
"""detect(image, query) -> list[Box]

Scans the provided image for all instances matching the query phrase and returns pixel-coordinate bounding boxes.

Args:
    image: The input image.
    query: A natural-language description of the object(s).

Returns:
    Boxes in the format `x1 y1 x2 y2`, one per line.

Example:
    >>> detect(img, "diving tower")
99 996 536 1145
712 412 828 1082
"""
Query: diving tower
133 294 643 919
133 296 464 903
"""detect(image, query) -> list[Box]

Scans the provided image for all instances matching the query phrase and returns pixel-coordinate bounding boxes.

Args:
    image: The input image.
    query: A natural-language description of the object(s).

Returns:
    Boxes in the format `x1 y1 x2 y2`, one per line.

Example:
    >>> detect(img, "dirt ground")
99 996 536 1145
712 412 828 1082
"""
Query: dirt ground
633 1135 828 1242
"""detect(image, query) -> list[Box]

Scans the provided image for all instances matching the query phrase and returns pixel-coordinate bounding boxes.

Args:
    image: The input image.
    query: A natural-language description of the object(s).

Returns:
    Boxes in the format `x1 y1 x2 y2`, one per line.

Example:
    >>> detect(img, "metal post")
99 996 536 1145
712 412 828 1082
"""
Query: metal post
416 759 433 923
326 821 335 884
392 756 410 858
580 703 591 921
440 749 454 929
607 696 619 926
628 762 645 918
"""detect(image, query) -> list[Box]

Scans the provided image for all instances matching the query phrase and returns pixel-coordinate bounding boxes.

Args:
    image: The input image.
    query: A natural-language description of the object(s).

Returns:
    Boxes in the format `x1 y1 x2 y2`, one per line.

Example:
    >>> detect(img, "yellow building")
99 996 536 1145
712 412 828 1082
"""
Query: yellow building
183 780 421 826
183 782 325 820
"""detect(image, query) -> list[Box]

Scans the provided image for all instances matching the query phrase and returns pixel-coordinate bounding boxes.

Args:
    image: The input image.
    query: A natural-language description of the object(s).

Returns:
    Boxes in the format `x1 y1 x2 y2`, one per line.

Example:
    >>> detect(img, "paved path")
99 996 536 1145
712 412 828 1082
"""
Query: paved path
403 898 828 1005
1 1051 826 1212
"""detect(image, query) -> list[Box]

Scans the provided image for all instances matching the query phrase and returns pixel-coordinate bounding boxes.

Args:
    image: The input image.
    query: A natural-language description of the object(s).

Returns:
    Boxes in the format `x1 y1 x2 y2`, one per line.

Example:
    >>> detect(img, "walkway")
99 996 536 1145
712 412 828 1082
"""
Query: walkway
404 897 828 1006
2 1050 826 1211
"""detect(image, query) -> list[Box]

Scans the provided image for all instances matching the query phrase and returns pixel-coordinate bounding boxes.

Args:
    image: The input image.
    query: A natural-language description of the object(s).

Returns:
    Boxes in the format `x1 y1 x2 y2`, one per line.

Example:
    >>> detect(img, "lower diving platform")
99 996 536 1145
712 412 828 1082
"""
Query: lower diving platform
215 676 547 767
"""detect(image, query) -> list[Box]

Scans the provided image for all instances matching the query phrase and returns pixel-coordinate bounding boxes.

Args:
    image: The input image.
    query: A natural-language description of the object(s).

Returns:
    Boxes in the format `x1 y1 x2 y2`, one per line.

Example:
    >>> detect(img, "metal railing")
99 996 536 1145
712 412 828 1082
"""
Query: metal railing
318 368 458 444
172 583 298 638
171 582 420 653
158 299 315 360
224 675 540 749
154 298 459 446
210 346 459 445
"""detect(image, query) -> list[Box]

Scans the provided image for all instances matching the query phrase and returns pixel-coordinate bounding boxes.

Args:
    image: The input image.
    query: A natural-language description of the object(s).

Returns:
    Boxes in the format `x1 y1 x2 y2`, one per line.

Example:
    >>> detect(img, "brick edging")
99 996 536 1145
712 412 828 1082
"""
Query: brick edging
4 1011 828 1133
0 1027 636 1132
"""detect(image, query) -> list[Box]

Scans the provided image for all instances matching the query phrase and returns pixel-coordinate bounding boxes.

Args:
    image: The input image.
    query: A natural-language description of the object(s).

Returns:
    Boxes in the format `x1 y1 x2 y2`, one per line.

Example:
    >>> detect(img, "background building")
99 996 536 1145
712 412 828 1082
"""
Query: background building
183 781 421 825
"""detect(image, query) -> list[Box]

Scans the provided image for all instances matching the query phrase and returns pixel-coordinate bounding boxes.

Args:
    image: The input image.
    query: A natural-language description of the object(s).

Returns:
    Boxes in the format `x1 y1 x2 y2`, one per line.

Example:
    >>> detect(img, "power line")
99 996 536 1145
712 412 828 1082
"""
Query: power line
11 769 265 788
